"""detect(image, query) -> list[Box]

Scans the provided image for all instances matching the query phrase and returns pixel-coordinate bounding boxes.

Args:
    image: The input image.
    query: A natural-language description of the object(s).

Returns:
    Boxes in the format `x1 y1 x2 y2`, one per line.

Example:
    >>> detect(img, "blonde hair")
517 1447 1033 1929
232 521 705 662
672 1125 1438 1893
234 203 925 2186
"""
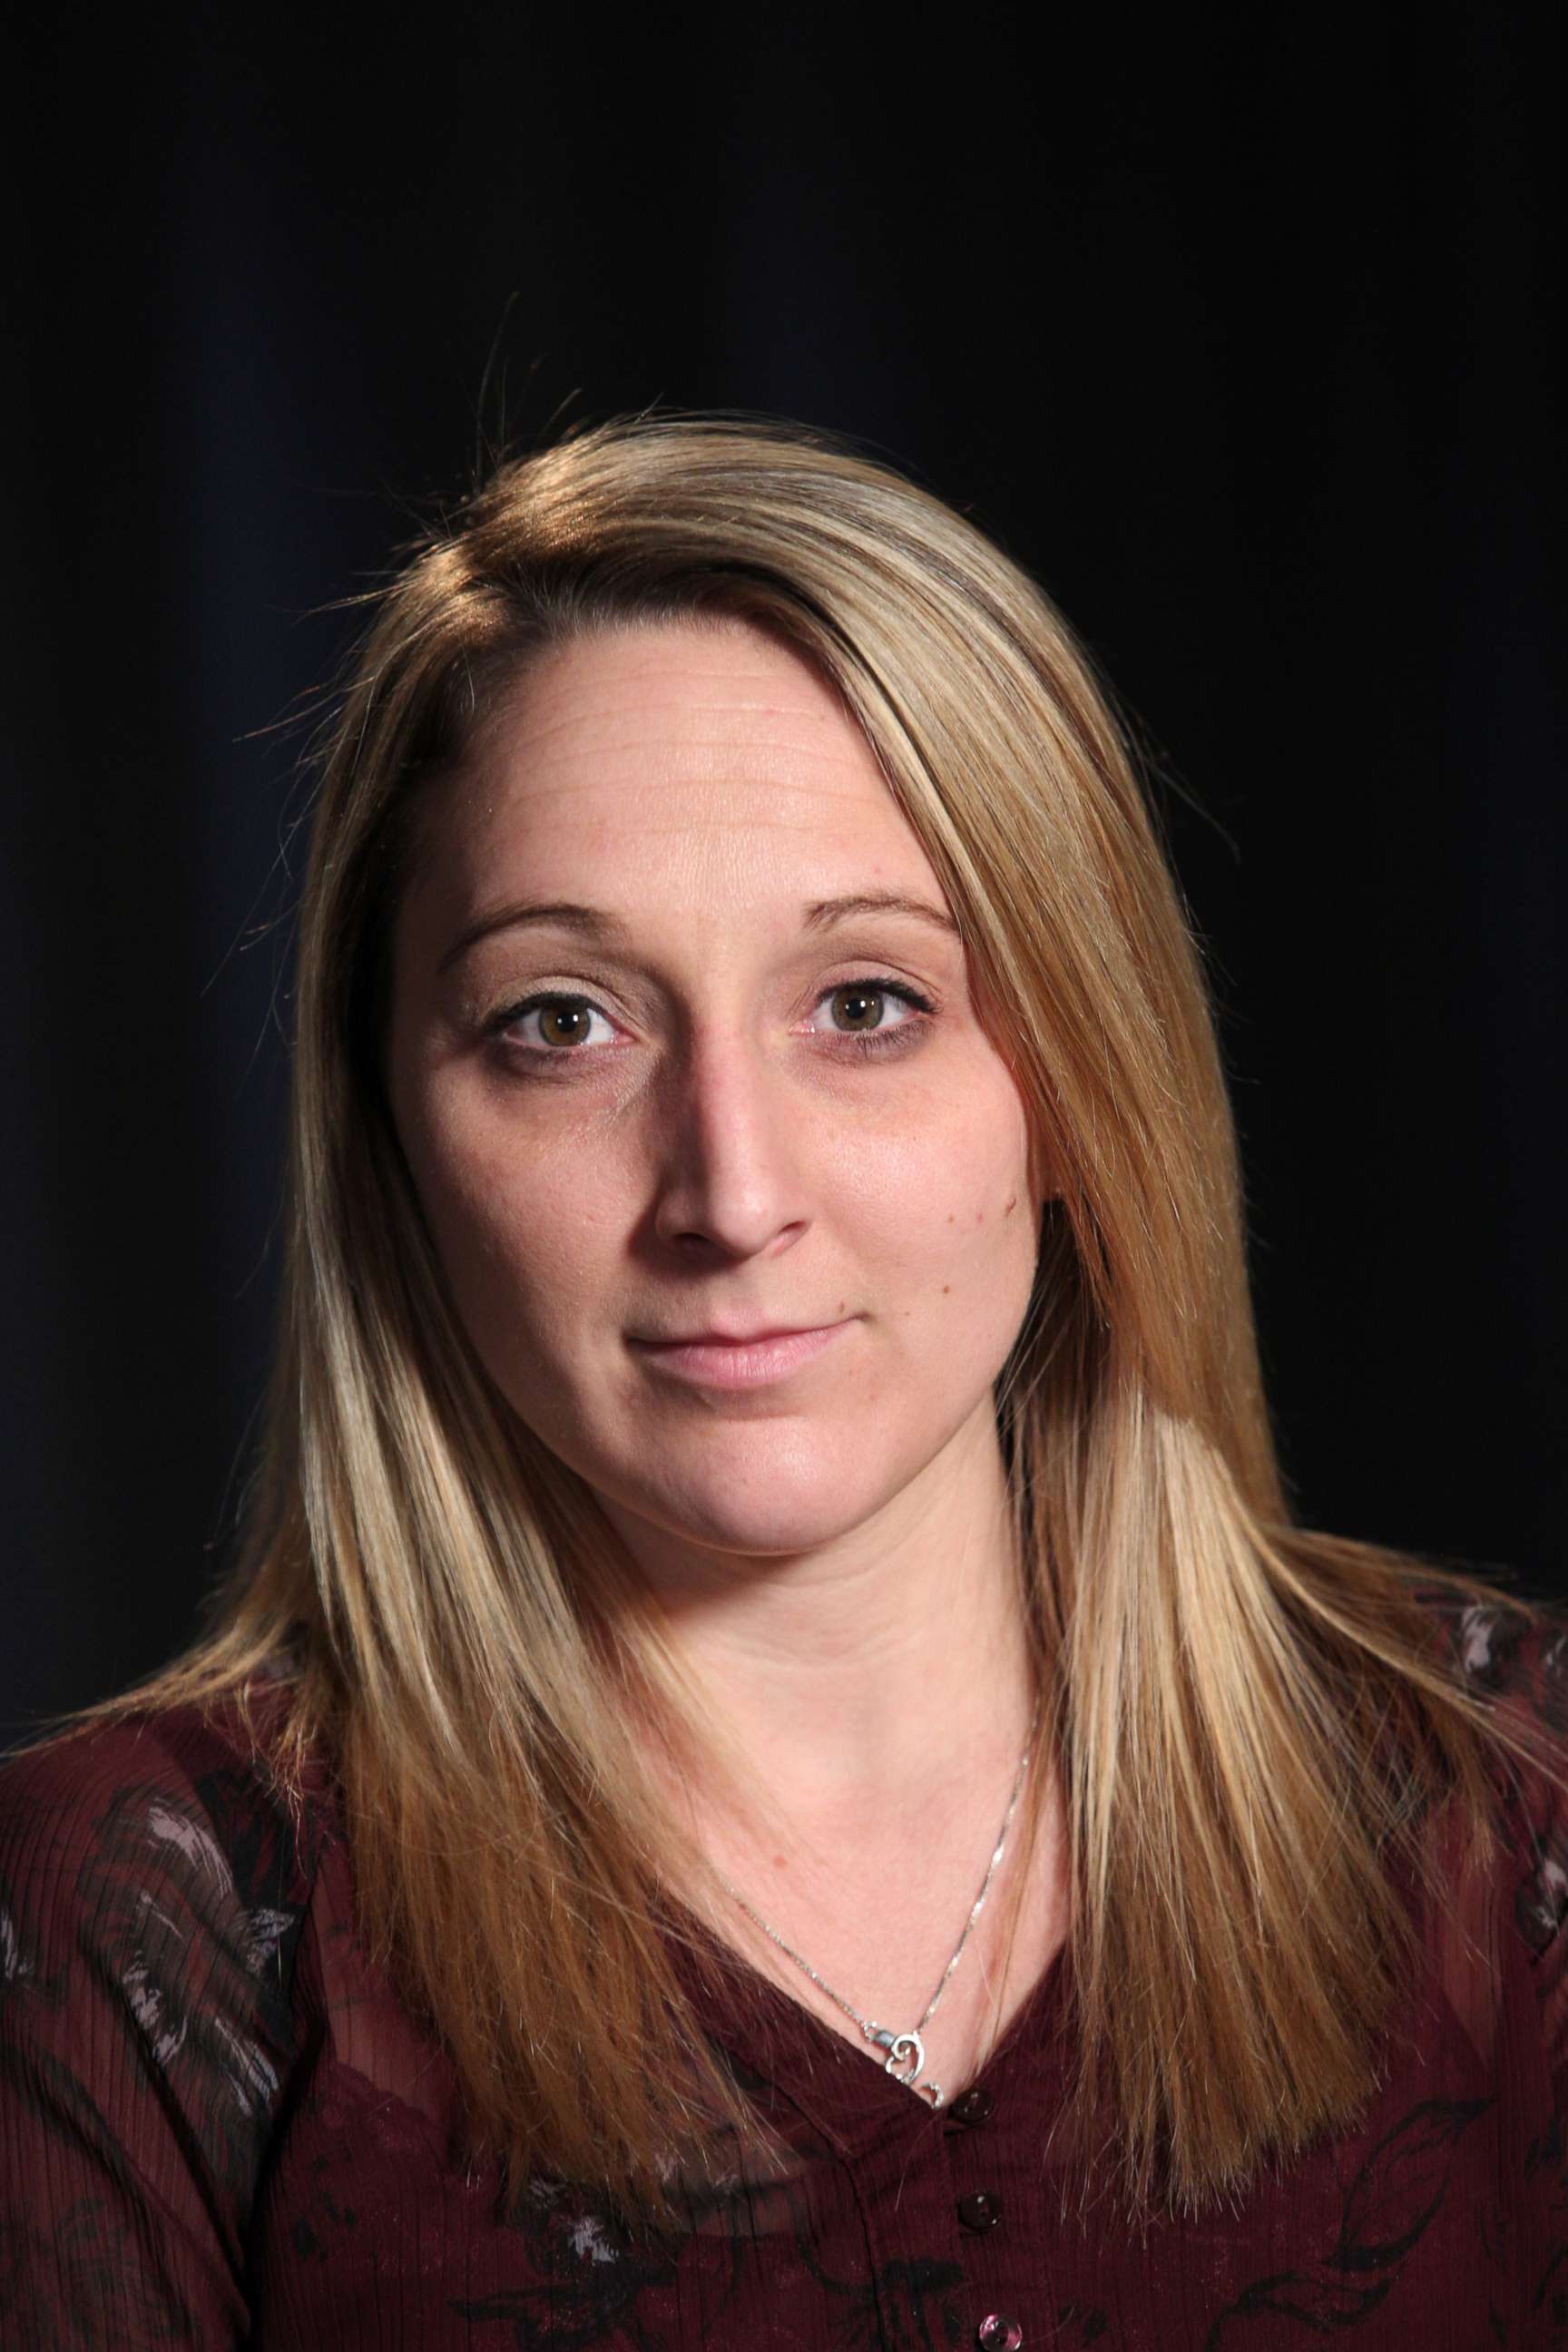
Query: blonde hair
59 412 1553 2224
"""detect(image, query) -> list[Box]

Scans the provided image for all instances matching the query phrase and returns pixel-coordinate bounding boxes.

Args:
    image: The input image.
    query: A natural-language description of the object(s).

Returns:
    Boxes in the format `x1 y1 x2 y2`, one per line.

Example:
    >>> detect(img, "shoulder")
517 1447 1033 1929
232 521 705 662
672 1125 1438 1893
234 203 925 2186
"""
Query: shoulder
0 1679 332 1998
1406 1576 1568 1967
1412 1577 1568 1707
1411 1572 1568 1769
0 1683 341 2328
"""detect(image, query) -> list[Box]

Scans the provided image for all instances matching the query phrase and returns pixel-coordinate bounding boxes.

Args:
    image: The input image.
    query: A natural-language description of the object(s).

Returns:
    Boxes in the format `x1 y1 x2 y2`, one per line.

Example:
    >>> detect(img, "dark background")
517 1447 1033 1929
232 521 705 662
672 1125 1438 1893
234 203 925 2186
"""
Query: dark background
4 7 1562 1747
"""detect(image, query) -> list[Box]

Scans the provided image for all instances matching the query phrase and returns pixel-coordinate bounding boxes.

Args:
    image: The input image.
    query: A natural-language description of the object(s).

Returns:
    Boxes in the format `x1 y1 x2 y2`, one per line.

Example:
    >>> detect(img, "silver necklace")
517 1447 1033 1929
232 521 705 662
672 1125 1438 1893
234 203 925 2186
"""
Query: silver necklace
711 1695 1042 2110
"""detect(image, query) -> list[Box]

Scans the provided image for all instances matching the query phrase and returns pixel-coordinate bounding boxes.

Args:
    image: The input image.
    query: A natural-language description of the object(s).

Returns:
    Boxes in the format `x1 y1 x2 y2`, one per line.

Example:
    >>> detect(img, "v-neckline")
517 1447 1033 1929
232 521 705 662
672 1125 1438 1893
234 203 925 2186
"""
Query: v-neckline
660 1896 1073 2151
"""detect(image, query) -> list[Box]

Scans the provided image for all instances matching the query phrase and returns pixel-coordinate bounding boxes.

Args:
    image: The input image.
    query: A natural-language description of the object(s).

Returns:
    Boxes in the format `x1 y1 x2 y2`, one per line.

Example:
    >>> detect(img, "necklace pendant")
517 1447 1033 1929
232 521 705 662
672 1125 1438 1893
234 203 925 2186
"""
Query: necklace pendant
866 2023 940 2104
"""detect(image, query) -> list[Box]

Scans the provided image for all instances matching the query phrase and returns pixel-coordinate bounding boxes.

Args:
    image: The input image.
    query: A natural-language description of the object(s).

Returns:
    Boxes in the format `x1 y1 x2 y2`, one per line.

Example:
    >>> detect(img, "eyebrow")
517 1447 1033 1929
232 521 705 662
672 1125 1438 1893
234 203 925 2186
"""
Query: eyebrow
436 890 962 975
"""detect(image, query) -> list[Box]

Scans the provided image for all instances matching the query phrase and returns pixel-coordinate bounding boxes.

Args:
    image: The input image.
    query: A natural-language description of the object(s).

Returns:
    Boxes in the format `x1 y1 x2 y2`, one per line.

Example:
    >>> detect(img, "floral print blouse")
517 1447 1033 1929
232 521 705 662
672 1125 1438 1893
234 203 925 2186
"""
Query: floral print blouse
3 1589 1567 2349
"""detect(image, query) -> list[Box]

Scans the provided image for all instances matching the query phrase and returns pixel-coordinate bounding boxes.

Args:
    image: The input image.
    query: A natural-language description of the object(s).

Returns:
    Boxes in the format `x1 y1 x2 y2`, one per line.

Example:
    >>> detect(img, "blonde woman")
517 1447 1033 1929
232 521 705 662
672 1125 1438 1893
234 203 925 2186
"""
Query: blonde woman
1 415 1562 2350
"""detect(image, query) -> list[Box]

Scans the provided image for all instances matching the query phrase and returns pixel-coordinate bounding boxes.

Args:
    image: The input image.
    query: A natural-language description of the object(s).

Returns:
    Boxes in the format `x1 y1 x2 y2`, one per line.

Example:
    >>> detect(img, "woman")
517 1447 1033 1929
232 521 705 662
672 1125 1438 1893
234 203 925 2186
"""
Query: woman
1 412 1563 2349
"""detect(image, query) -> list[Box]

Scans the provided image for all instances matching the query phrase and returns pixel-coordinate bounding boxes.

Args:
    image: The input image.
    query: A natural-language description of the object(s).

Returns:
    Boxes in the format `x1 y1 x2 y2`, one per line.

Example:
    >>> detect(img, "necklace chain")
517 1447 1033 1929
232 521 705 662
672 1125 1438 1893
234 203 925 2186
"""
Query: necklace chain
710 1693 1042 2110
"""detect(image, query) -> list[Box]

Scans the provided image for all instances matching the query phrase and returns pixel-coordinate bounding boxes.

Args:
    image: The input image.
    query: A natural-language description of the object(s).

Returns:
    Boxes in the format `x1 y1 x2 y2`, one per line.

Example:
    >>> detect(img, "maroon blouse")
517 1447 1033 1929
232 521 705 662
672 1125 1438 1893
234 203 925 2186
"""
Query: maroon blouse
3 1589 1567 2349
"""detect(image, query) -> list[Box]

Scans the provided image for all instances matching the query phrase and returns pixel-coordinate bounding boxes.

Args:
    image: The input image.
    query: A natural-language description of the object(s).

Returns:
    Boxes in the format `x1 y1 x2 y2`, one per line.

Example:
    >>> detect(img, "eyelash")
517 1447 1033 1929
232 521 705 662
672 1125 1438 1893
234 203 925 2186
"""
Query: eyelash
485 977 937 1069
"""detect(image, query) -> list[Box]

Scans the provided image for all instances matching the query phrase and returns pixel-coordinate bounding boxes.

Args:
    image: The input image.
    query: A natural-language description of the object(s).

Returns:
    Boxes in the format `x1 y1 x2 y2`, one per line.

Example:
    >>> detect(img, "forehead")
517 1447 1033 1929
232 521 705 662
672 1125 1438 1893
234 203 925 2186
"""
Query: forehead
426 618 938 899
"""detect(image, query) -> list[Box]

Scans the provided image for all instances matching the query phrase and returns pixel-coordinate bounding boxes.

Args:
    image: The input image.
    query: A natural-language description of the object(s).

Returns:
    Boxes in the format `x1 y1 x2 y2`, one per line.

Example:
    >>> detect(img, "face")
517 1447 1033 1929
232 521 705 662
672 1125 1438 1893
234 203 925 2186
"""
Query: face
386 618 1044 1565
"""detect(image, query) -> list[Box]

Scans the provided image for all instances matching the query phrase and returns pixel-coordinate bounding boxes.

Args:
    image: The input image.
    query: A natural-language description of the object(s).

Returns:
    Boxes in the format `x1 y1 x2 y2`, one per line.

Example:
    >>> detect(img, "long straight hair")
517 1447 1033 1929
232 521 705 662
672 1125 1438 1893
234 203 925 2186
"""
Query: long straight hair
70 412 1554 2224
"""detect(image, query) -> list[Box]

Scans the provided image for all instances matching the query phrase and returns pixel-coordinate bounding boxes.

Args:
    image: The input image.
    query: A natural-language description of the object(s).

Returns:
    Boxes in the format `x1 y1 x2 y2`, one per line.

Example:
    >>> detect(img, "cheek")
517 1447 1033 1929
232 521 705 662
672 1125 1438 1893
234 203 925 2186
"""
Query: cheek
856 1080 1034 1252
926 1166 1039 1330
834 1089 1039 1357
400 1094 620 1370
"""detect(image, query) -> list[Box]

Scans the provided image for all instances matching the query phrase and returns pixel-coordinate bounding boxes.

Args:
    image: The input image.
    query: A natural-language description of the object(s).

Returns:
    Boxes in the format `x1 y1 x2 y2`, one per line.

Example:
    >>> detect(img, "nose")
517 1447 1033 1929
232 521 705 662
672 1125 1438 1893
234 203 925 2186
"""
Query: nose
649 1020 808 1262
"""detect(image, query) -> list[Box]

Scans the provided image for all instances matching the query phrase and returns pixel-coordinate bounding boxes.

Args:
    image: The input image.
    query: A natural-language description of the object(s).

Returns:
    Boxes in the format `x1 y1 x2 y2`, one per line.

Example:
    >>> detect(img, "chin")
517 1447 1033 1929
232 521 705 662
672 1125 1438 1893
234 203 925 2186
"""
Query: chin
596 1447 899 1561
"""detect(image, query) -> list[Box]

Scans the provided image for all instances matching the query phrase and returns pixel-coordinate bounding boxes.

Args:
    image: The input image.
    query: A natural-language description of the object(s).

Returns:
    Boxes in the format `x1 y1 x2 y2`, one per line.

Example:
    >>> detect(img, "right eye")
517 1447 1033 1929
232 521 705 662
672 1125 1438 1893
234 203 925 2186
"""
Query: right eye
491 994 619 1054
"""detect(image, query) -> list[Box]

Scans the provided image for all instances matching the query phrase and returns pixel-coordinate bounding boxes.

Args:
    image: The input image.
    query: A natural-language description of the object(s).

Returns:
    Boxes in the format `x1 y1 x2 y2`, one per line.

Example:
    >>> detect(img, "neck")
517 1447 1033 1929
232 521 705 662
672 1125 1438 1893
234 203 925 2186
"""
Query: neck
601 1400 1037 1825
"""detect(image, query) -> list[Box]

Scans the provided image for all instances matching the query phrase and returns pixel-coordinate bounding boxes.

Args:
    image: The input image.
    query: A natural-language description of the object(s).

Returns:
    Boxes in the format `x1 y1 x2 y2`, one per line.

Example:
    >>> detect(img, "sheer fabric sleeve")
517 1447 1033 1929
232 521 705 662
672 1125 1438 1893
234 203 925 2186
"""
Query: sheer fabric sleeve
0 1708 314 2347
1510 1617 1568 2112
1446 1598 1568 2108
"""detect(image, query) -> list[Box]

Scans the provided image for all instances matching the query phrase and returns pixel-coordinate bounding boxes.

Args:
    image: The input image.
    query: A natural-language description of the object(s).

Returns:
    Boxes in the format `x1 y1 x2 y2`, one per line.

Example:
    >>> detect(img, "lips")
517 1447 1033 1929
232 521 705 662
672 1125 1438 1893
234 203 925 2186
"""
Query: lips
627 1321 851 1390
634 1325 821 1347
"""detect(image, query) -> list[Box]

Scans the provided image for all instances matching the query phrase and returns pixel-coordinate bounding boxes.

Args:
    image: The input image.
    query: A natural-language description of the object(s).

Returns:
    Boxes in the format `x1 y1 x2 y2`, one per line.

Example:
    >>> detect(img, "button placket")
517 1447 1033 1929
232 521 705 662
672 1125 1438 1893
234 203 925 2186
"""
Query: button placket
945 2082 1023 2346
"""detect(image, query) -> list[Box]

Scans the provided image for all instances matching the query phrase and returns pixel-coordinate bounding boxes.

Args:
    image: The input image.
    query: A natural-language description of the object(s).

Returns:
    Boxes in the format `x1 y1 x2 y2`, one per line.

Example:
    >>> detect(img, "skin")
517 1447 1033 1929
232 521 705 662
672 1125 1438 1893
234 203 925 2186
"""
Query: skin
387 616 1069 2088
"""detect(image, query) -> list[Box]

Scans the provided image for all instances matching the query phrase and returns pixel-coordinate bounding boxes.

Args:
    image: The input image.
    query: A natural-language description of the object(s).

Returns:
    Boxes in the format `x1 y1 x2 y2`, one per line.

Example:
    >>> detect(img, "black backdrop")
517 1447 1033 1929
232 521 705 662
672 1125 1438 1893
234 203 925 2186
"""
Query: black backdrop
5 6 1563 1747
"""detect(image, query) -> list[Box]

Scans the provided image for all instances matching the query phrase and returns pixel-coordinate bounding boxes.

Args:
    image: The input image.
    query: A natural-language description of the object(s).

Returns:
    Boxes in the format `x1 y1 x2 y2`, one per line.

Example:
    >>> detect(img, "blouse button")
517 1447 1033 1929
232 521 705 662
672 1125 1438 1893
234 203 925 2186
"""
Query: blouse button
948 2085 996 2126
956 2190 1003 2231
977 2319 1024 2352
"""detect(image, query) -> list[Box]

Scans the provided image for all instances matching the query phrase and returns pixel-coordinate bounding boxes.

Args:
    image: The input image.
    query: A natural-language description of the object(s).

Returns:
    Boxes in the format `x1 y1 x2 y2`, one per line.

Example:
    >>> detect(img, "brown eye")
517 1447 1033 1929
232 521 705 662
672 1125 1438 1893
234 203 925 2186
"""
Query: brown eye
812 979 932 1044
491 995 618 1054
536 1001 594 1047
830 985 889 1034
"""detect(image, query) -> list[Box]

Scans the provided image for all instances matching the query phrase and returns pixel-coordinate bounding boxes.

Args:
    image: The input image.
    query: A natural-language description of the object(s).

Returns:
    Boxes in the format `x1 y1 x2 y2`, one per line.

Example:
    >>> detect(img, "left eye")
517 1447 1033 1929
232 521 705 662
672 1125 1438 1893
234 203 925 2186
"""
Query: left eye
807 980 927 1037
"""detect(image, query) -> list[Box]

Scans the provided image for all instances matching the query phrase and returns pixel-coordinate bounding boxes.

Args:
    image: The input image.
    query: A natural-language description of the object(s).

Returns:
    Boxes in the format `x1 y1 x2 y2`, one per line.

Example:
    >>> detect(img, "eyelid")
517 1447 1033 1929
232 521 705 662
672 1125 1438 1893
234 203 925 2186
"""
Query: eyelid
480 994 616 1059
801 979 932 1034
